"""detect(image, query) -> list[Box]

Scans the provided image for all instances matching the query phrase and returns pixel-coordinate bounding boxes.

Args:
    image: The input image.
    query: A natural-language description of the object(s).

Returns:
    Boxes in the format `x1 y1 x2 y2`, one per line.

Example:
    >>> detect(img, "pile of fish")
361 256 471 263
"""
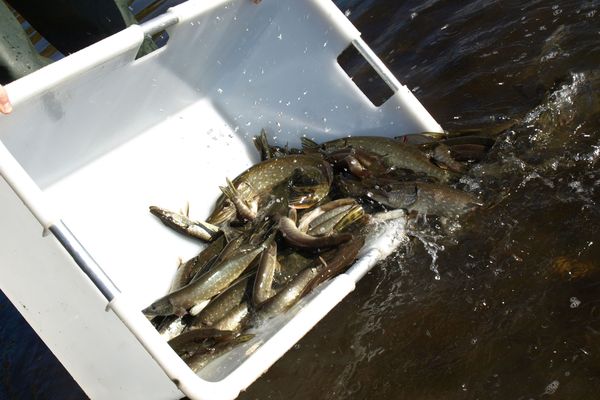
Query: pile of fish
142 130 486 372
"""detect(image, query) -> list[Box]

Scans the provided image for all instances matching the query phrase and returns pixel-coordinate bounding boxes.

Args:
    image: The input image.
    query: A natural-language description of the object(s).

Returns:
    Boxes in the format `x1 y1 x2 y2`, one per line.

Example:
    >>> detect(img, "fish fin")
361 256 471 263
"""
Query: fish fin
183 201 190 218
288 208 298 223
219 179 237 201
332 205 365 232
318 256 328 269
253 128 271 160
301 137 320 151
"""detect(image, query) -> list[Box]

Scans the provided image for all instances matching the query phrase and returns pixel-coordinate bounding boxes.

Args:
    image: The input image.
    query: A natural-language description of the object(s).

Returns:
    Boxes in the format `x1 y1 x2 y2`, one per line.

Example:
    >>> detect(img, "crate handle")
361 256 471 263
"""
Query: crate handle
50 221 120 301
0 140 120 301
140 11 179 37
351 37 402 93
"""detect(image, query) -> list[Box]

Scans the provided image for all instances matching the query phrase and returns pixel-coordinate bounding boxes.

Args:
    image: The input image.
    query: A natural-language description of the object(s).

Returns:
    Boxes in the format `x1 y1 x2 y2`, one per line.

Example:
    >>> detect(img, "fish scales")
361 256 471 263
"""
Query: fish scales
314 136 450 182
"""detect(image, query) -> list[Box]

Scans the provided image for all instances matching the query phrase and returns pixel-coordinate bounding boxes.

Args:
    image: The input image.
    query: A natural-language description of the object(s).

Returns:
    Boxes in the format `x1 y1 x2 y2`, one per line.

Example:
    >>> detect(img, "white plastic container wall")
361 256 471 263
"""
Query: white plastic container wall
0 0 442 399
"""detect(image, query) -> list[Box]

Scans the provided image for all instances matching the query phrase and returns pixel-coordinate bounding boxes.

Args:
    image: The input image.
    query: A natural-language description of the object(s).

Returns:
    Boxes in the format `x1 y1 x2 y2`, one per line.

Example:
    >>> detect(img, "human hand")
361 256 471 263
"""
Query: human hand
0 85 13 114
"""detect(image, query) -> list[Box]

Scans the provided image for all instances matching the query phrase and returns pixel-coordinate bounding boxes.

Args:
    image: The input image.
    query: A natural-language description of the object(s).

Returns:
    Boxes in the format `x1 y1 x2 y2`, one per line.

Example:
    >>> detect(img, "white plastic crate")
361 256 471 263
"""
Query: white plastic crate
0 0 442 399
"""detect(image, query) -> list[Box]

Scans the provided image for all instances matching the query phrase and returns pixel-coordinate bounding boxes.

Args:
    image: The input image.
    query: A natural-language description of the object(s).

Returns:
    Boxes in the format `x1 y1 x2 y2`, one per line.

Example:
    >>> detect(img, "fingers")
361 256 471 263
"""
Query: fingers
0 85 13 115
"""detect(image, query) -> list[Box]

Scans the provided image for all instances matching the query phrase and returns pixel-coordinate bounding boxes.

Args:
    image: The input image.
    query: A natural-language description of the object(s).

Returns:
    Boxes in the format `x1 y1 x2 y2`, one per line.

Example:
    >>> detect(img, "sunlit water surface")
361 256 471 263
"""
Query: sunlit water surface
1 0 599 399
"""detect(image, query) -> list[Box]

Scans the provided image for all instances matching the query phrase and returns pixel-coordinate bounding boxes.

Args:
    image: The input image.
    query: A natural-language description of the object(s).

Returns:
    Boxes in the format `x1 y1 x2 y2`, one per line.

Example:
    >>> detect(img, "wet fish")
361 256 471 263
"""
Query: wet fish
143 243 266 317
184 334 254 373
153 315 187 342
371 182 482 217
253 240 279 305
278 216 353 249
302 236 365 295
192 274 252 327
302 136 451 182
150 206 220 241
170 235 226 292
432 143 465 173
211 302 250 332
297 198 357 232
219 178 258 222
308 205 364 236
258 267 319 319
207 154 333 225
168 328 236 358
253 129 293 160
325 147 389 178
275 249 318 285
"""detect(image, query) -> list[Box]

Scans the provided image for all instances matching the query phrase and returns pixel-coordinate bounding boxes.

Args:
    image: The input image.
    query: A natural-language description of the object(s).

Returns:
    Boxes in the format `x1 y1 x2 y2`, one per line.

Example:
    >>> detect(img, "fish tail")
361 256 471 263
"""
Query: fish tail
253 128 272 159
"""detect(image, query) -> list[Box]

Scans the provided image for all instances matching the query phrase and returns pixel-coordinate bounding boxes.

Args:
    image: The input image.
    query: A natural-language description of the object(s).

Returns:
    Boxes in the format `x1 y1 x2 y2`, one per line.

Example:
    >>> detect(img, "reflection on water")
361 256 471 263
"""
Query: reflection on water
1 0 599 398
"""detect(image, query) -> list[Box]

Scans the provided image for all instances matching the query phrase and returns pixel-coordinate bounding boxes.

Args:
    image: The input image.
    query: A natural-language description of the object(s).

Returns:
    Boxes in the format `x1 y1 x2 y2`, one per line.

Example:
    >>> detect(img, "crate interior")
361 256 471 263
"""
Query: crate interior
0 0 428 384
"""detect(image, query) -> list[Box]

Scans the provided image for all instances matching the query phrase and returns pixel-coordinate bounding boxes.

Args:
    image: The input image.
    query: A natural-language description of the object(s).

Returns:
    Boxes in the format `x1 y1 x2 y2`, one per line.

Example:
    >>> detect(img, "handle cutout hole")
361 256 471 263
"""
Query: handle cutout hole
134 30 170 60
337 44 395 106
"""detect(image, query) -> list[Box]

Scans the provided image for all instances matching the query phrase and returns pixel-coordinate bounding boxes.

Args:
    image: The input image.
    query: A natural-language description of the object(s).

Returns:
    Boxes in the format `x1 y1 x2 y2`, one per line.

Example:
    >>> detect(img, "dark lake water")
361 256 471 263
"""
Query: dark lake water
2 0 599 399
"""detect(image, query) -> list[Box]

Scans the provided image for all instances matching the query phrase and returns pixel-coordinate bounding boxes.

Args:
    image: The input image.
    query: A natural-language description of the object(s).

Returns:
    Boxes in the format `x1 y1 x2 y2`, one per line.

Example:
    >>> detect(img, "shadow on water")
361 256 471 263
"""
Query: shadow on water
2 0 600 399
0 291 86 399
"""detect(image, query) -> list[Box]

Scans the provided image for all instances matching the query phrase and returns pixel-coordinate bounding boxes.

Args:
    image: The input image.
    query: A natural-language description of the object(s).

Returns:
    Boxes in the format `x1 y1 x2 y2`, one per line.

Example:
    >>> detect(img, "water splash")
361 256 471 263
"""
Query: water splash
408 229 446 280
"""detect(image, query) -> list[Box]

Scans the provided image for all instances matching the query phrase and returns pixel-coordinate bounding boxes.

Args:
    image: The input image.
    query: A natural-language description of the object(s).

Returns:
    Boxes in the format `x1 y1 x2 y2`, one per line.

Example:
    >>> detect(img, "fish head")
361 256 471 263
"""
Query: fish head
143 297 176 317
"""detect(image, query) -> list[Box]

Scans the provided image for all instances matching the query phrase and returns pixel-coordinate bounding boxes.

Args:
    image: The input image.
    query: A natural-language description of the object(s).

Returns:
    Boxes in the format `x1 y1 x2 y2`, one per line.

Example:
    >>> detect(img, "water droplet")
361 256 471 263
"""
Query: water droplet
277 33 283 40
344 9 351 17
570 297 581 308
217 88 223 94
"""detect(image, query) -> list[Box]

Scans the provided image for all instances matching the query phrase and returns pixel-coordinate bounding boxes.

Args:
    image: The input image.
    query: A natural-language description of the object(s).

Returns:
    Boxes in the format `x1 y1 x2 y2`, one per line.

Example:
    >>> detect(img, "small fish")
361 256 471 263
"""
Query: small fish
275 249 318 285
168 328 236 358
302 236 365 296
192 274 252 327
154 315 187 342
432 143 465 173
308 205 364 236
211 302 250 332
207 154 333 225
371 182 482 218
258 267 319 319
184 334 254 373
253 241 279 305
278 216 353 249
170 235 226 292
150 206 220 241
143 243 266 317
297 198 357 232
302 136 451 182
219 178 258 221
